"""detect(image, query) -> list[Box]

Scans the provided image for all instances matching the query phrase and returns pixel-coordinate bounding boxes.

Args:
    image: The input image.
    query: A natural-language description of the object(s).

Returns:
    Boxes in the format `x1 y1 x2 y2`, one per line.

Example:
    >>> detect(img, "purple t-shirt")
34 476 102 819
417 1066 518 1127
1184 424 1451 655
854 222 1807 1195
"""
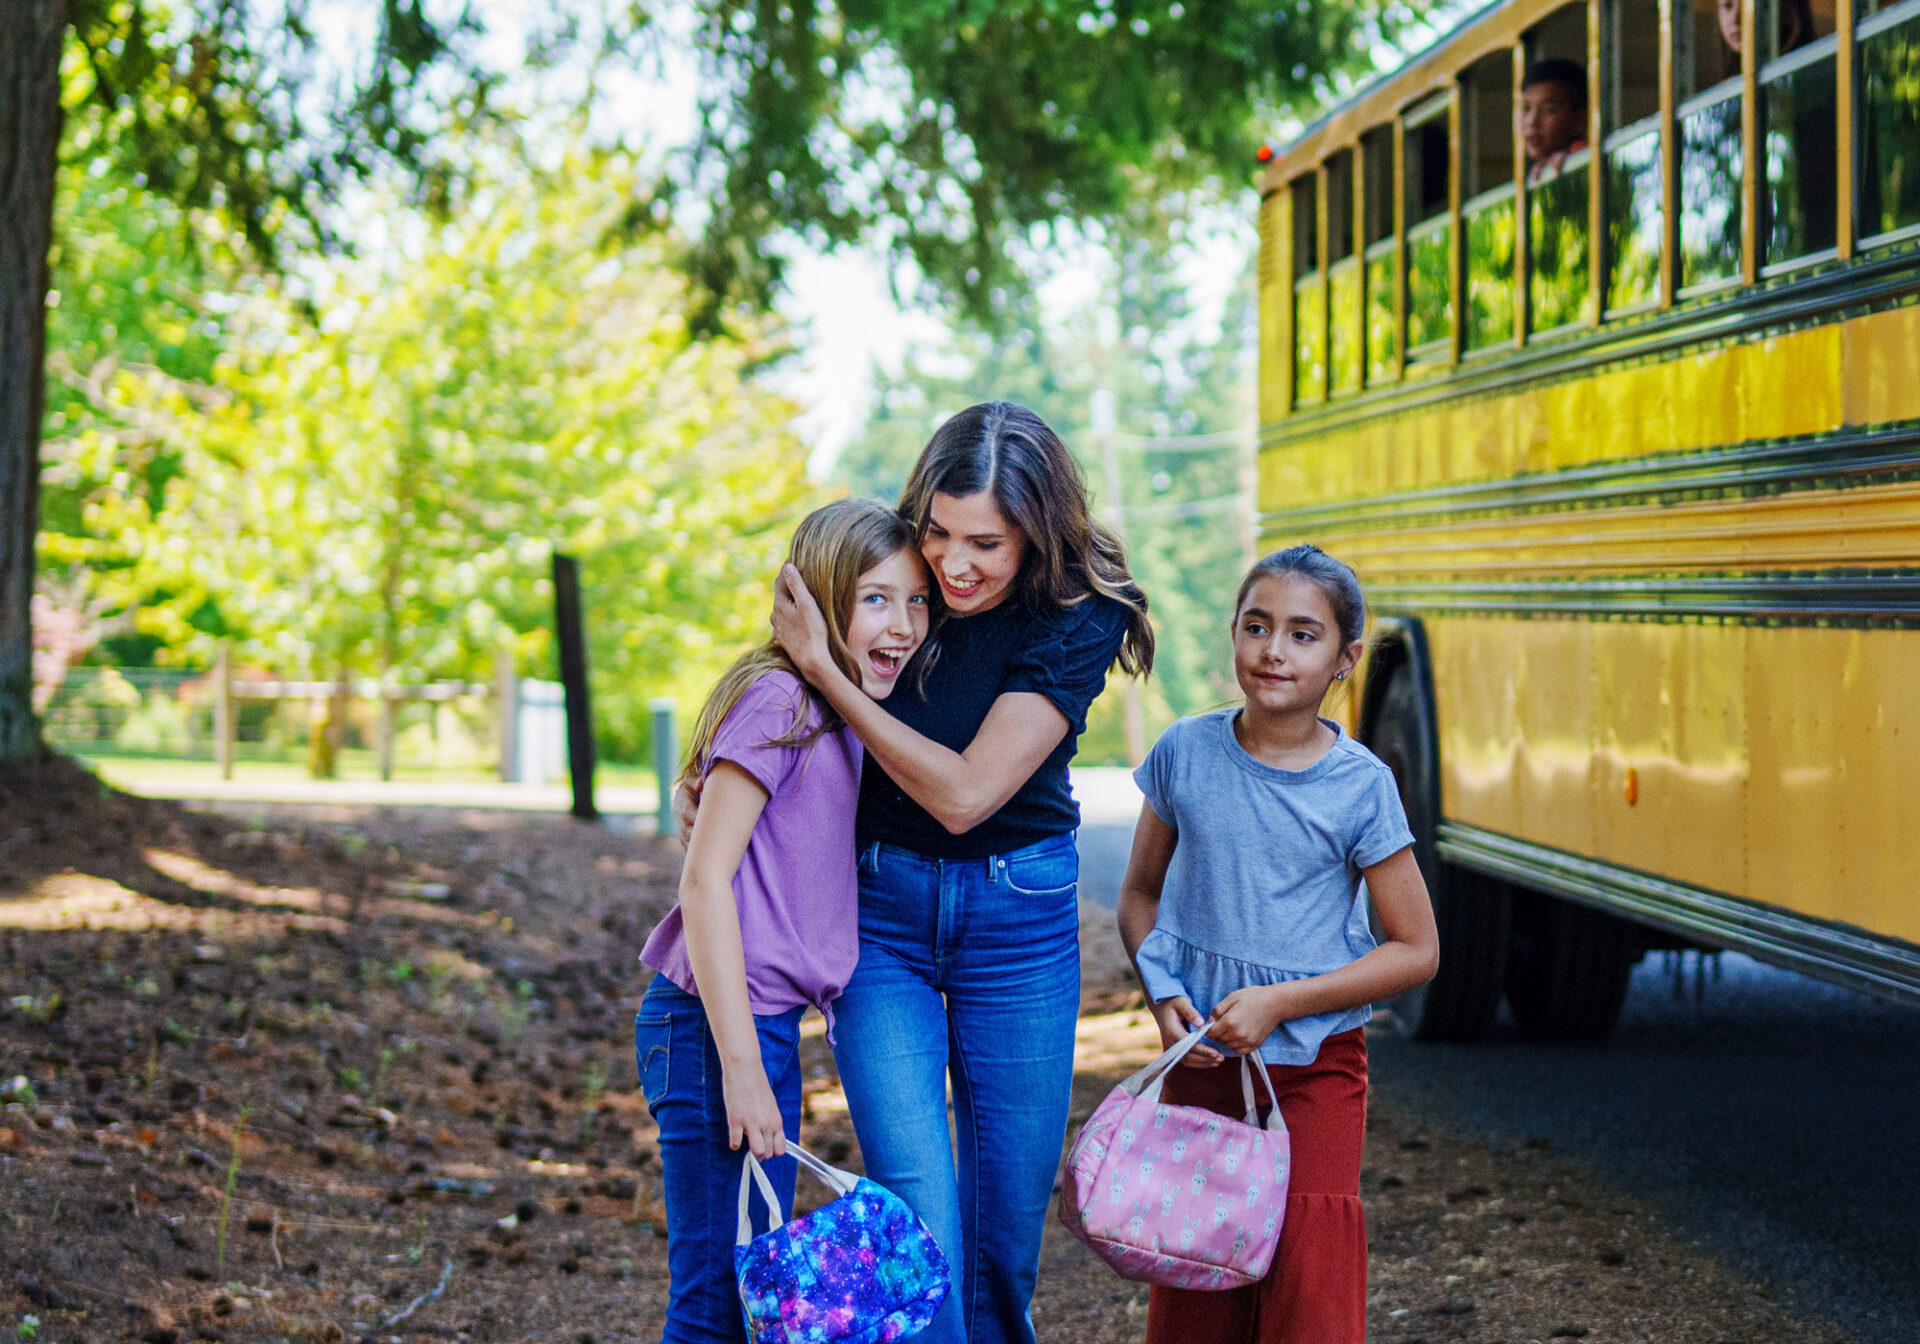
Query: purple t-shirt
640 671 863 1033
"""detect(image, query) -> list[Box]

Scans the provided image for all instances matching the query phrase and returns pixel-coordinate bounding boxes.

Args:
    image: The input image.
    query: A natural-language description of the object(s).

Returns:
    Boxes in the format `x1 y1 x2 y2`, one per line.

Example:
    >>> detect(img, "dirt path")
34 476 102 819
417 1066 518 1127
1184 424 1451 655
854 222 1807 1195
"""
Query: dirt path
0 760 1843 1343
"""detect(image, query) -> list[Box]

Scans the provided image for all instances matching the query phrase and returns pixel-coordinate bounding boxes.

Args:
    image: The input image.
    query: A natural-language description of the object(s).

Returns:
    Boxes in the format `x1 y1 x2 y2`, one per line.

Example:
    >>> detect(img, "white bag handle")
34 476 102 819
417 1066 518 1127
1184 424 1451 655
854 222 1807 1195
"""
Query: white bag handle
735 1141 861 1246
1125 1025 1287 1135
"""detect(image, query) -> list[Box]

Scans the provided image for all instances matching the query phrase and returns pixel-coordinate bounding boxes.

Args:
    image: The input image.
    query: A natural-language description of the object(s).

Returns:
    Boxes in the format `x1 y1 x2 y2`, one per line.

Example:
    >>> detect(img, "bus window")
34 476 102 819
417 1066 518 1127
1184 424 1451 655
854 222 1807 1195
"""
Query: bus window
1604 0 1664 312
1859 0 1920 245
1463 50 1517 350
1527 6 1593 332
1361 125 1398 382
1403 99 1454 359
1327 150 1363 395
1760 0 1838 268
1292 174 1326 404
1678 0 1744 291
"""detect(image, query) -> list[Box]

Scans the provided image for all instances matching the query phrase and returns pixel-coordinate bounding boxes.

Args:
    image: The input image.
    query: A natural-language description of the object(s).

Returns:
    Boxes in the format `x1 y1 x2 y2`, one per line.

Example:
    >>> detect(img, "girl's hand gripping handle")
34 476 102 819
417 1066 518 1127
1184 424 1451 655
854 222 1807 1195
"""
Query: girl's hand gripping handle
1151 996 1224 1068
724 1061 788 1161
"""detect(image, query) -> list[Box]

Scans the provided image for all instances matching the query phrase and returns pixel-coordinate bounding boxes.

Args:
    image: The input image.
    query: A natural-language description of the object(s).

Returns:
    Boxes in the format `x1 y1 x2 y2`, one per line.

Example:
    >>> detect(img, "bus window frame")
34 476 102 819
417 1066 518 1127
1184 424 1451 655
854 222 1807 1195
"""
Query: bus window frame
1461 45 1520 356
1326 148 1366 397
1756 30 1845 276
1359 124 1404 387
1659 0 1679 305
1512 40 1531 347
1675 74 1749 298
1401 91 1459 367
1290 169 1328 407
1587 0 1607 326
1854 0 1920 251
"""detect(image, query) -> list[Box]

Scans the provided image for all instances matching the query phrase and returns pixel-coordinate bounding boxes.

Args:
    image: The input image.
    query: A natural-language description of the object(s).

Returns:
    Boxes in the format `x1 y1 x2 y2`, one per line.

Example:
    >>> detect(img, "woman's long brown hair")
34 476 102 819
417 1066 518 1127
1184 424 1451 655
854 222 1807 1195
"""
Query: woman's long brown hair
897 401 1153 677
677 497 917 792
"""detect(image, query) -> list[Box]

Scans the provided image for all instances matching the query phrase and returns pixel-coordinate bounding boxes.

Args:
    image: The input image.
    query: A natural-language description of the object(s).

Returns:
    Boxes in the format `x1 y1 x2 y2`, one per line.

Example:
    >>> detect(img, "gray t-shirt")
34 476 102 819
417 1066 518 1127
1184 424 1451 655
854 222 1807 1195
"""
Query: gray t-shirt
1133 709 1414 1065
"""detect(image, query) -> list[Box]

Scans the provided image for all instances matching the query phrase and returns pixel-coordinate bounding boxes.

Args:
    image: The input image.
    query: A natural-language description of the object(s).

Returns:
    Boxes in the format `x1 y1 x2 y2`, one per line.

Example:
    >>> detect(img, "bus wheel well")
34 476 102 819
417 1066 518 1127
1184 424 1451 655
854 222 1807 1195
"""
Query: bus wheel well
1359 621 1510 1042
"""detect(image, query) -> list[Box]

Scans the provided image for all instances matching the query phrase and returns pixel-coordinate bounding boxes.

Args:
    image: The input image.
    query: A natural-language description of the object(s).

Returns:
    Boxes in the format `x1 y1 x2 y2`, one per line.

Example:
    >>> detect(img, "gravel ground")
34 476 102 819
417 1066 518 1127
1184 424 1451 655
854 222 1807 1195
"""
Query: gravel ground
0 761 1856 1343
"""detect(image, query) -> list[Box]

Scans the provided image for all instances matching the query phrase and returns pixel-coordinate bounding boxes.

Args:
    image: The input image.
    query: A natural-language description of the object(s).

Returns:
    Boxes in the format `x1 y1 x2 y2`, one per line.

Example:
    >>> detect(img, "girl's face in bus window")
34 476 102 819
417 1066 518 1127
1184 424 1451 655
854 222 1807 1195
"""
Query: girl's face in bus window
922 491 1025 615
1718 0 1741 53
845 548 931 699
1231 573 1360 715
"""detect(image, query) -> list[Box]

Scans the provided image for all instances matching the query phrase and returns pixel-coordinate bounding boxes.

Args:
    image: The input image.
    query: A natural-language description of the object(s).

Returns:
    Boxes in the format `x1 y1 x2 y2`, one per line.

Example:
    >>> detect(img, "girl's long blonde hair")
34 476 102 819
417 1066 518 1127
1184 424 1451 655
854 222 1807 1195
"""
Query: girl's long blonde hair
677 497 918 792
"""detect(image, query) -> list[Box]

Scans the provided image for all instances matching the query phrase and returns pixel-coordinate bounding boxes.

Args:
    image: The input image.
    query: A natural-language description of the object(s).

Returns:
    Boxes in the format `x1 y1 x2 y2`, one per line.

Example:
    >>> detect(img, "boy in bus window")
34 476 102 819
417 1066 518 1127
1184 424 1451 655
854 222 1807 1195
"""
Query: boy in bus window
1521 58 1589 182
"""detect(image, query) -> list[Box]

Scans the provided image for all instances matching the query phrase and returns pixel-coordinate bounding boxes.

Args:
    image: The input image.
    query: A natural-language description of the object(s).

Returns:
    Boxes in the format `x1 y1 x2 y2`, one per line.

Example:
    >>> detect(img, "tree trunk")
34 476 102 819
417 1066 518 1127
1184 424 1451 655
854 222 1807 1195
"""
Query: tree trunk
0 2 68 761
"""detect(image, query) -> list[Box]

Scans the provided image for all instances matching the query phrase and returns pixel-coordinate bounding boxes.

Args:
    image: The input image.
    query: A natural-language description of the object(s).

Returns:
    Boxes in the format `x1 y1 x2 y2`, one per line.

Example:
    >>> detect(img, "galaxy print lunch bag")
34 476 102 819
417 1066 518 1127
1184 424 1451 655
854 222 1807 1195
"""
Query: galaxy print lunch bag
734 1142 950 1344
1059 1025 1292 1290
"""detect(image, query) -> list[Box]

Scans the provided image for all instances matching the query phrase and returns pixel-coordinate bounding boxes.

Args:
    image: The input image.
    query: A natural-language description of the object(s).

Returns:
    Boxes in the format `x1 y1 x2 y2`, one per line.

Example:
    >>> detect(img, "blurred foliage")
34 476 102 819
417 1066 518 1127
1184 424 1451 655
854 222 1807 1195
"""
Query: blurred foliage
40 143 820 763
59 0 504 263
834 233 1254 764
668 0 1430 326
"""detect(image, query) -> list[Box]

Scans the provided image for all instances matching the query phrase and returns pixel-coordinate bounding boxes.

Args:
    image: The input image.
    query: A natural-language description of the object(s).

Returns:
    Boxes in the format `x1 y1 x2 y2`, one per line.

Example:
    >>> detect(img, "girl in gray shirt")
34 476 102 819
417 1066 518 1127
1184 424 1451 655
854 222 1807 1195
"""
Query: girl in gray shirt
1116 544 1440 1344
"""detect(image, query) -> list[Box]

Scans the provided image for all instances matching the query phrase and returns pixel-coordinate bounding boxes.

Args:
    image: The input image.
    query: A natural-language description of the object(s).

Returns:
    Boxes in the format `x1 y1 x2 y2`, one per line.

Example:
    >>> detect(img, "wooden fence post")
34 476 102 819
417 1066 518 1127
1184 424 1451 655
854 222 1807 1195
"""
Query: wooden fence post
651 698 677 837
214 640 235 781
494 644 519 782
552 553 597 820
376 681 395 782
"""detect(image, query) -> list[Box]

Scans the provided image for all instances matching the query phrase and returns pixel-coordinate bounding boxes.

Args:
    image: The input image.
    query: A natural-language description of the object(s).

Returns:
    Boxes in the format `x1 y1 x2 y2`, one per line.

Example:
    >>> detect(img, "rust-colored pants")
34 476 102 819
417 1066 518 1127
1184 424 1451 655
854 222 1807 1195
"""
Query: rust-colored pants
1143 1027 1368 1344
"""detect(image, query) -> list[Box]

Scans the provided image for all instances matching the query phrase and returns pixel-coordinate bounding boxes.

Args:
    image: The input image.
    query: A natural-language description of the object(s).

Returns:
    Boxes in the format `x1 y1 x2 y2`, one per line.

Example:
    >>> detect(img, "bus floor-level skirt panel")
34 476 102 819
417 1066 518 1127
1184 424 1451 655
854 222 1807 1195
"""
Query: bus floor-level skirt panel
1435 820 1920 1008
1406 612 1920 950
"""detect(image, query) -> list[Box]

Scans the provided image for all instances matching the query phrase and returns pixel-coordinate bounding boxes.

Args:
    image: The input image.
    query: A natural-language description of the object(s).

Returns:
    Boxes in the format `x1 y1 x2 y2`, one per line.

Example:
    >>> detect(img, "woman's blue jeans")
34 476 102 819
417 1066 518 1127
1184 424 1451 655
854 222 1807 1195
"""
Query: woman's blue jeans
636 976 804 1344
831 831 1082 1344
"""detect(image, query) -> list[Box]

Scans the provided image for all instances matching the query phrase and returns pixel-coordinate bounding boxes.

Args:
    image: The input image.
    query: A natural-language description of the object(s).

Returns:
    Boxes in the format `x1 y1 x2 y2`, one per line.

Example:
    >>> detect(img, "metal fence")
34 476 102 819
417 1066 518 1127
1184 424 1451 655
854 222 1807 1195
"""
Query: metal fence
41 665 564 780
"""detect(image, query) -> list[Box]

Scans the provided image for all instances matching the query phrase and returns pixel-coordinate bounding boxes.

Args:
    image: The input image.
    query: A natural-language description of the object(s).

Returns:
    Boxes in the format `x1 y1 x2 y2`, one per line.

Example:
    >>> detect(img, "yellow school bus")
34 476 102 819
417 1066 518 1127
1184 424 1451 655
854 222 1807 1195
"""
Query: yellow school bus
1256 0 1920 1037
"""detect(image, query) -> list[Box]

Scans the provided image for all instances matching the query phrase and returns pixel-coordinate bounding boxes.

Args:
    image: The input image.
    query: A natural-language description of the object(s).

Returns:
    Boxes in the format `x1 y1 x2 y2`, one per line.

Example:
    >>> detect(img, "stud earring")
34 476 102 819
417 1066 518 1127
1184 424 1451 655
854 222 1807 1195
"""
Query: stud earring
1335 671 1348 680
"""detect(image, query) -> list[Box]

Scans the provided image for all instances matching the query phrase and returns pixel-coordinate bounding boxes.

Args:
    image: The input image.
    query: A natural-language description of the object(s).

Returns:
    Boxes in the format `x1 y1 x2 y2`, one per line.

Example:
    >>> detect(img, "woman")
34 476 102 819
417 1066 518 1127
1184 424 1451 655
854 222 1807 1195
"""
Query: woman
765 401 1151 1344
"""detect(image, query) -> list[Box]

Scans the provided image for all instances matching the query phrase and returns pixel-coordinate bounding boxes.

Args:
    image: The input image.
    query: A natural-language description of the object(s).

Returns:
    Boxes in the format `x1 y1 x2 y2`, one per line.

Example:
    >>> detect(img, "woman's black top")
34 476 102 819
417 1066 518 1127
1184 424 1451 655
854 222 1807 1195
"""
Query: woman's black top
854 591 1131 860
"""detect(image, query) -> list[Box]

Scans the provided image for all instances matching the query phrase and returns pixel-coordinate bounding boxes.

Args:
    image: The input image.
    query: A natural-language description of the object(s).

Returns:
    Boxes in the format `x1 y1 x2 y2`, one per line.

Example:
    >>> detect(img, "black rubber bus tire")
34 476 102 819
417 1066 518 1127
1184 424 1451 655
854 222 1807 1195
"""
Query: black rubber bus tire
1505 891 1640 1040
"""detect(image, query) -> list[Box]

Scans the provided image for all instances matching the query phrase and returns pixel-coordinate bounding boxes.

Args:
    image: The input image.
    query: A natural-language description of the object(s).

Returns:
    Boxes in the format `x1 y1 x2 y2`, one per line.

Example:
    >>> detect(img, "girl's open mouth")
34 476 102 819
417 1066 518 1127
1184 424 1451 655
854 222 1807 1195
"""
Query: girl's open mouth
868 648 907 678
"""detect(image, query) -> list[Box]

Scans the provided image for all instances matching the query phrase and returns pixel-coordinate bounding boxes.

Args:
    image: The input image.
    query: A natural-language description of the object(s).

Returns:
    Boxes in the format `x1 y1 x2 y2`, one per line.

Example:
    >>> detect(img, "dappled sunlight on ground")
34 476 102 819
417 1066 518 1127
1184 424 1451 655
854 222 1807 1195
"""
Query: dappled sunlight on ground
143 847 338 912
0 871 351 936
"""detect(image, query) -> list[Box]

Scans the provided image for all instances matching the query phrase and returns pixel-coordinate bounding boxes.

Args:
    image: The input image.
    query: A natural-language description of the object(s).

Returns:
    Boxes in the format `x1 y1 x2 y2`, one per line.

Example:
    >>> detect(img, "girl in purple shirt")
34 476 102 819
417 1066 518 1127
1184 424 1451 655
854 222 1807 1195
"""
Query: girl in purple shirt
636 498 929 1342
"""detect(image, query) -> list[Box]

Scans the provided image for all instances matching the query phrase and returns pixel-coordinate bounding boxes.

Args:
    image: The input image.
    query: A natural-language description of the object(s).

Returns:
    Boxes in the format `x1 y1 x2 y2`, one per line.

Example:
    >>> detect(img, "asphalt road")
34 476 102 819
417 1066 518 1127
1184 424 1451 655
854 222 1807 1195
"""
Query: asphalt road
1075 818 1920 1344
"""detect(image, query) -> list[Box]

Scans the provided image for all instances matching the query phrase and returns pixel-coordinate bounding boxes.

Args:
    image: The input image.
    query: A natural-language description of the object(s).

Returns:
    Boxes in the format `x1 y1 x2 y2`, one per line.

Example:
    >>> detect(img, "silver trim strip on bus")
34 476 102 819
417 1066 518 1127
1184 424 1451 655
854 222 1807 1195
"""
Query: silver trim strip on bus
1436 821 1920 1006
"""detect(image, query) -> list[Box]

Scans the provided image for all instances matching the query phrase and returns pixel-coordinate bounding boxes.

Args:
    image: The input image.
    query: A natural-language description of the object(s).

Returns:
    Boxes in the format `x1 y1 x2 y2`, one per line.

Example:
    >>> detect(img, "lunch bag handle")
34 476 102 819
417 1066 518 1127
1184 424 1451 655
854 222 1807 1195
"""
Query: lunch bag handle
735 1144 860 1245
1130 1026 1287 1134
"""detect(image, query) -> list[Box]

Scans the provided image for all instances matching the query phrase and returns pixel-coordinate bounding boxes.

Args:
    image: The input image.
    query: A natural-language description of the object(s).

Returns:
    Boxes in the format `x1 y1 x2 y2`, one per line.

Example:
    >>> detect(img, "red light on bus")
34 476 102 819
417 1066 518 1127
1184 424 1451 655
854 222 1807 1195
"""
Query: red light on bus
1255 144 1275 164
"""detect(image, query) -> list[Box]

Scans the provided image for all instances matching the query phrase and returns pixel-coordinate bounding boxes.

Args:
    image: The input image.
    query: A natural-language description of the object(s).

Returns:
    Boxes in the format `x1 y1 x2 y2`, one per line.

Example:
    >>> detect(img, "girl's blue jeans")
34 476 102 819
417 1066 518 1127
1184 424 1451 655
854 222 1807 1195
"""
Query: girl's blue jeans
635 976 804 1344
831 831 1082 1344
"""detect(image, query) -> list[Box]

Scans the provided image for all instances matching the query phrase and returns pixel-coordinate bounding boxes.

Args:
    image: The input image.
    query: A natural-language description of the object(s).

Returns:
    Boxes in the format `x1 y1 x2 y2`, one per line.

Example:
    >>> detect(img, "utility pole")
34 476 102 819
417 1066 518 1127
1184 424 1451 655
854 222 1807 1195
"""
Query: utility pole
1091 389 1147 768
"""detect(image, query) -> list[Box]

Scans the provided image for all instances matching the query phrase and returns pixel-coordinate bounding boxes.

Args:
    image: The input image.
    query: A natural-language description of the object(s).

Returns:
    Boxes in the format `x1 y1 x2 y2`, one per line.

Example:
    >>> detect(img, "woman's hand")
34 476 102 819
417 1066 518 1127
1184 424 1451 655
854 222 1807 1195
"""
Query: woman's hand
770 563 834 682
722 1062 788 1160
672 781 699 845
1206 984 1296 1057
1151 995 1223 1068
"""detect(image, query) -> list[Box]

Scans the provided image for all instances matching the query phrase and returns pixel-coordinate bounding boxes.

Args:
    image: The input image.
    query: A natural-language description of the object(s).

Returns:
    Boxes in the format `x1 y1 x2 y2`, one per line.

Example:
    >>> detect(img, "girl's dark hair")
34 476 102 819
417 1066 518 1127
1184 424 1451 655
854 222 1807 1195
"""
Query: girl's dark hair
898 401 1154 676
1234 544 1367 647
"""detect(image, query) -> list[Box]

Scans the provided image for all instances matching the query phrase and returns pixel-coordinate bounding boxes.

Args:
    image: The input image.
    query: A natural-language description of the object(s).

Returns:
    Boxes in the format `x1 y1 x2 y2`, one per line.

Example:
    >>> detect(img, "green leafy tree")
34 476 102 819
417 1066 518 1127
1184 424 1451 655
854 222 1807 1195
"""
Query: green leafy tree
673 0 1416 323
47 146 820 768
3 0 510 759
